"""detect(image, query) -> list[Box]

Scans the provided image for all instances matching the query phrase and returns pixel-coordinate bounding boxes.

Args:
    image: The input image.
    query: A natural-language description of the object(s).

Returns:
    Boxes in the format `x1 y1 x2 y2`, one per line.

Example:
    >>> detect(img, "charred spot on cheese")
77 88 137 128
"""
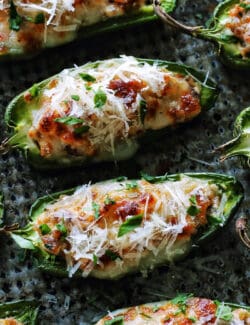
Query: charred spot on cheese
96 296 250 325
24 56 203 162
220 0 250 58
31 175 225 278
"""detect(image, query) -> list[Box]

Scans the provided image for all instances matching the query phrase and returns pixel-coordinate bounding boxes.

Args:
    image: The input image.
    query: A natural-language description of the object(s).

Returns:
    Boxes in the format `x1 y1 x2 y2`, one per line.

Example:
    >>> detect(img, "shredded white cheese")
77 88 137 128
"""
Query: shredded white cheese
35 176 220 277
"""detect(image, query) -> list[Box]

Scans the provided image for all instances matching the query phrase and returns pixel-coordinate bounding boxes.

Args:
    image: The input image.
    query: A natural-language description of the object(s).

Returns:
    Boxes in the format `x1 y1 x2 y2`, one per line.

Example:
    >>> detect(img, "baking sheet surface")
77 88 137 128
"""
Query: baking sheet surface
0 1 249 324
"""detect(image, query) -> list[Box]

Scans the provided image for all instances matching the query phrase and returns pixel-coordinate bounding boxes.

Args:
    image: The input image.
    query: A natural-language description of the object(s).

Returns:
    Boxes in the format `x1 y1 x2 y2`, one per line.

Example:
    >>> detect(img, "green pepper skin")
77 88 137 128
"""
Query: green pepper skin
95 296 250 324
5 58 218 170
0 300 39 325
155 0 250 69
220 107 250 167
9 172 243 279
0 1 176 60
199 0 250 69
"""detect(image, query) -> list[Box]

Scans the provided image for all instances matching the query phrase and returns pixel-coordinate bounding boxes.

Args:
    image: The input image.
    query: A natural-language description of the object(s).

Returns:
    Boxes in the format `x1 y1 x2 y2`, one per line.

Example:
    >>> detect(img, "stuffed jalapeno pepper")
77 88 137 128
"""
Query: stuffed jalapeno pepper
4 56 217 170
0 300 39 325
96 294 250 324
219 106 250 167
8 173 242 279
154 0 250 69
0 0 176 59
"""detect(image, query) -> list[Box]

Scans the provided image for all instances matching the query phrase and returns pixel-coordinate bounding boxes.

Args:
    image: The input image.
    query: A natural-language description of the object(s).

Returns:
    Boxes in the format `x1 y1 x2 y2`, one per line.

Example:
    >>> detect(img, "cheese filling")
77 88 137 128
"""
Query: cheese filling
221 0 250 58
0 0 145 54
96 298 250 325
33 176 222 277
27 56 202 160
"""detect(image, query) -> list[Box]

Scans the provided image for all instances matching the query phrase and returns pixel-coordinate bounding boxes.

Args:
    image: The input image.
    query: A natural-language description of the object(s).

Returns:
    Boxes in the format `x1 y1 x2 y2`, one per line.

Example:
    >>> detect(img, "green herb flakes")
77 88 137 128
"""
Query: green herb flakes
56 223 67 238
9 0 22 31
54 116 84 125
215 302 233 321
187 195 200 216
92 202 100 219
125 180 138 190
39 224 51 235
34 13 45 24
71 95 80 101
105 249 121 261
104 316 124 325
93 254 98 265
74 125 90 135
104 196 116 205
94 89 107 108
79 73 96 82
118 214 143 237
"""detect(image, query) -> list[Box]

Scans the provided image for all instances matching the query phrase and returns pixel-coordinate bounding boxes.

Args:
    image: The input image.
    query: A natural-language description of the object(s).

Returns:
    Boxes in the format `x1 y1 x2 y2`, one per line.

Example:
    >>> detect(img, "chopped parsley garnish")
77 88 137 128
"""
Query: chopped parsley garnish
240 3 250 10
34 13 45 24
93 254 98 265
39 224 51 235
125 180 138 190
79 73 96 82
29 84 39 98
188 316 197 323
94 89 107 108
9 0 23 31
105 249 122 261
92 202 100 219
187 195 200 217
215 302 233 321
54 116 84 125
56 223 67 238
71 95 80 101
171 294 193 314
104 317 124 325
74 125 90 135
139 99 147 124
104 196 116 205
118 214 143 237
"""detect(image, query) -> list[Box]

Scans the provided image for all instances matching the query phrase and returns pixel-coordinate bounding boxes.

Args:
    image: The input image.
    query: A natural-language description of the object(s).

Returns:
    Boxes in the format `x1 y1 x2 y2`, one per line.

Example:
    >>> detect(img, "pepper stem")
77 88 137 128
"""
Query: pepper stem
153 0 202 35
0 138 11 155
236 217 250 249
0 223 19 233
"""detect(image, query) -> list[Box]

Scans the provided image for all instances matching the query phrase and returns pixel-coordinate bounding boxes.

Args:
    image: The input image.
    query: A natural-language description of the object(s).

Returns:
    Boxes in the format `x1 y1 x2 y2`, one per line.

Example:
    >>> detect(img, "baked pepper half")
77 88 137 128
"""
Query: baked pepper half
7 172 243 279
0 0 176 59
219 106 250 166
154 0 250 69
96 294 250 324
4 56 218 170
0 300 39 325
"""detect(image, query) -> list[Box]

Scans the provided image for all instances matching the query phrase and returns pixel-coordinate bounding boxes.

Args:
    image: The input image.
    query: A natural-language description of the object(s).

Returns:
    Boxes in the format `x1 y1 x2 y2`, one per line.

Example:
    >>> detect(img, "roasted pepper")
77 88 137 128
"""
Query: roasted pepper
0 300 39 325
4 56 218 170
154 0 250 69
0 0 176 59
219 106 250 166
6 173 243 279
96 294 250 324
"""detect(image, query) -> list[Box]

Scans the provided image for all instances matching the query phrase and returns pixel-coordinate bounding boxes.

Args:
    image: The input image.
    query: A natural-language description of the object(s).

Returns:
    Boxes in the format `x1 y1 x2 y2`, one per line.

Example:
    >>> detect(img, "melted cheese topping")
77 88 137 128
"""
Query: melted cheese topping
96 298 250 325
222 0 250 57
33 176 221 278
0 0 145 54
0 319 22 325
27 56 202 160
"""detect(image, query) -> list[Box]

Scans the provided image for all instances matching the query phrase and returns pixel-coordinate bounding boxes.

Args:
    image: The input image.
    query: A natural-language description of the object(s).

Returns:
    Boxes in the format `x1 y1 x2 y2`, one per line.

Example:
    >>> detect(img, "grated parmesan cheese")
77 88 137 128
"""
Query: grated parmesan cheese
34 176 221 277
